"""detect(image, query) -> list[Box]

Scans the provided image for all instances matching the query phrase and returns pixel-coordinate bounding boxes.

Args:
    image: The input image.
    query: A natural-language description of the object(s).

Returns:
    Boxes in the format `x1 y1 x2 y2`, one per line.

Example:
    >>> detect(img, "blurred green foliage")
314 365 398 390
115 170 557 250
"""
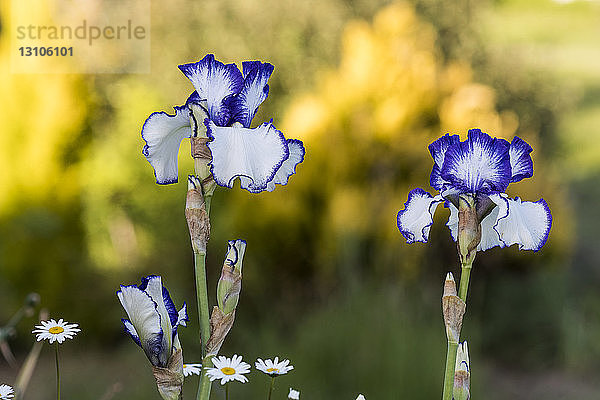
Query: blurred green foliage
1 0 600 398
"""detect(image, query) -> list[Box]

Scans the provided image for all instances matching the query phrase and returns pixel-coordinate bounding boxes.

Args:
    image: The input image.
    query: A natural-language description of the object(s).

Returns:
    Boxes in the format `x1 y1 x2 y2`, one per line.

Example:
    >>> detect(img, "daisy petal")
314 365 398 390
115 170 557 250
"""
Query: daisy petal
493 196 552 251
428 133 460 191
441 129 511 194
178 54 243 126
206 121 289 193
265 139 305 192
509 136 534 183
141 105 192 184
397 188 444 243
230 61 274 127
117 285 167 367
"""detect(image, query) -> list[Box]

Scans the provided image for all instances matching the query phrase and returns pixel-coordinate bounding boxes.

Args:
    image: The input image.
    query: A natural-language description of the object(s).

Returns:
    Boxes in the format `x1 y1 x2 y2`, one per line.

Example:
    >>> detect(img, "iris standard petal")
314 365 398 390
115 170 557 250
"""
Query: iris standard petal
428 133 460 191
141 105 192 184
493 196 552 251
117 285 167 367
229 61 274 127
397 188 444 243
206 120 289 193
441 129 511 194
265 139 305 192
508 136 534 183
178 54 243 126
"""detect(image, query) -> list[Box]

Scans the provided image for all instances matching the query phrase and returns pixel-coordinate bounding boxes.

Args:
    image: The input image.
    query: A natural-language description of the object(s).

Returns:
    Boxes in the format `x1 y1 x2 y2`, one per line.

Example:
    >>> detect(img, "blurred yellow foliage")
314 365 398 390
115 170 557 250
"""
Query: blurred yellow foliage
0 1 86 217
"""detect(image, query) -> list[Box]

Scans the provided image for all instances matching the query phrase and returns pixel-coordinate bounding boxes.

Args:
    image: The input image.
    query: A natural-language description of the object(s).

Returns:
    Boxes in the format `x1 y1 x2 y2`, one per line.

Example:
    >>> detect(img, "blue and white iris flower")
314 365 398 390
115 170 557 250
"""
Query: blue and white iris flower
117 275 188 368
397 129 552 252
141 54 305 193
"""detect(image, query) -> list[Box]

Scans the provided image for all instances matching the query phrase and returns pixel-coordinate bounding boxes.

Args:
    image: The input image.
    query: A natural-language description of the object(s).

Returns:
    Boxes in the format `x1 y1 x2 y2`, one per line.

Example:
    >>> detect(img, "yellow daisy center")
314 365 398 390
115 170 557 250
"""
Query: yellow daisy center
221 367 236 375
49 326 64 334
267 368 279 373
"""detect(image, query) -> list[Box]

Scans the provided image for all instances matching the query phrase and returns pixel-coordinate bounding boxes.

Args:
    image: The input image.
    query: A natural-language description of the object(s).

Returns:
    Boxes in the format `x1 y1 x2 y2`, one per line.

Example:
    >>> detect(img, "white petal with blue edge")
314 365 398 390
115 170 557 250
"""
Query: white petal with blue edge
493 195 552 251
397 188 444 243
141 105 192 184
265 139 305 192
206 121 289 193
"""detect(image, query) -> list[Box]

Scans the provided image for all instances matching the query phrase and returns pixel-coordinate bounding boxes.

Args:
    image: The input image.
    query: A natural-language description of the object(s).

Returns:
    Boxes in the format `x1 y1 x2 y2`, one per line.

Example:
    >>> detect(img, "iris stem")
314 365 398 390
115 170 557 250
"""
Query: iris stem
198 354 214 400
195 251 212 400
267 376 275 400
442 340 458 400
55 342 60 400
458 262 472 303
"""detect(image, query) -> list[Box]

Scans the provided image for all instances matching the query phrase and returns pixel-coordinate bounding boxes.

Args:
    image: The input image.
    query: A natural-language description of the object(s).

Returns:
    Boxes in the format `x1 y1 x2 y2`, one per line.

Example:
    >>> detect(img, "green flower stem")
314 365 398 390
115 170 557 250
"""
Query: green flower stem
267 376 275 400
458 262 472 303
198 354 214 400
55 342 60 400
195 251 212 400
225 383 229 400
442 341 458 400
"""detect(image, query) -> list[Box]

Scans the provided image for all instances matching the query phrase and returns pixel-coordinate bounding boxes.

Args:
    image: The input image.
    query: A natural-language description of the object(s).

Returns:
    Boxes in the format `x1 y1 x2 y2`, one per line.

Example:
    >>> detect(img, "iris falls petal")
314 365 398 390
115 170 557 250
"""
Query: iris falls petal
441 129 511 194
206 121 289 193
508 136 534 183
397 188 444 243
265 139 305 192
178 54 243 126
141 105 192 184
493 196 552 251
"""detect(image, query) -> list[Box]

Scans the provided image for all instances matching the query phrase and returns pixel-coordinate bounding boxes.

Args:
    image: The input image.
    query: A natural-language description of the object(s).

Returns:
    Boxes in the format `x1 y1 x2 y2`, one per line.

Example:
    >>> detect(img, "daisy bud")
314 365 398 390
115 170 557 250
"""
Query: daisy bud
216 240 246 315
288 388 300 399
152 347 184 400
453 341 470 400
185 176 210 254
442 273 466 343
457 194 481 266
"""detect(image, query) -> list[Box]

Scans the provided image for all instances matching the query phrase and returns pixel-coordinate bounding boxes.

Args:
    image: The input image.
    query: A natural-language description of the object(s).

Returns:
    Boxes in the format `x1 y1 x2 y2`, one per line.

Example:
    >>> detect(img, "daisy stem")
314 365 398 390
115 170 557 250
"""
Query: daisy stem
54 342 60 400
267 376 275 400
225 383 229 400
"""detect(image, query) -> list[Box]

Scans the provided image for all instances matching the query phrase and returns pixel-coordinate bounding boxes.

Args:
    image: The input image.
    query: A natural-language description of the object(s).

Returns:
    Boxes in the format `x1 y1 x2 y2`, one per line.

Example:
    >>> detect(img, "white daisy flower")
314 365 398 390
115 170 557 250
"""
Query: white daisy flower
288 388 300 399
255 357 294 376
205 354 250 385
356 395 366 400
182 363 202 377
0 384 14 400
32 319 80 344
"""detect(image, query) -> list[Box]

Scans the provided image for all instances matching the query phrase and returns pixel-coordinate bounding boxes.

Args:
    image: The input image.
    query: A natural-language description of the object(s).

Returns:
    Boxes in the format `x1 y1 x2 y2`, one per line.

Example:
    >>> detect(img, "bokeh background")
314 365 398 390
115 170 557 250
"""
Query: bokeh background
1 0 600 398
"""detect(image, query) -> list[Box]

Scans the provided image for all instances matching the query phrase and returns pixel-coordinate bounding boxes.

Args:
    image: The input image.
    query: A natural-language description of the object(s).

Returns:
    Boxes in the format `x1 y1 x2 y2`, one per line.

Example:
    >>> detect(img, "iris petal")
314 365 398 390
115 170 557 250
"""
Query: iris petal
121 318 142 347
265 139 305 192
441 129 511 194
206 120 289 193
117 285 166 367
178 54 243 126
508 136 534 183
229 61 274 127
493 195 552 251
397 188 444 243
428 133 460 191
141 105 192 184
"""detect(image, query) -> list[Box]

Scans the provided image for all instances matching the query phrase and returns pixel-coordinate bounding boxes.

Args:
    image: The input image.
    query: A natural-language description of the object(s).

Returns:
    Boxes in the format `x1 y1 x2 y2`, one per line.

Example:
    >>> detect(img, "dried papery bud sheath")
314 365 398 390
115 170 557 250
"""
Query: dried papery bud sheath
152 348 184 400
457 194 481 266
442 273 466 343
216 240 246 314
206 306 236 356
453 341 470 400
185 175 210 254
